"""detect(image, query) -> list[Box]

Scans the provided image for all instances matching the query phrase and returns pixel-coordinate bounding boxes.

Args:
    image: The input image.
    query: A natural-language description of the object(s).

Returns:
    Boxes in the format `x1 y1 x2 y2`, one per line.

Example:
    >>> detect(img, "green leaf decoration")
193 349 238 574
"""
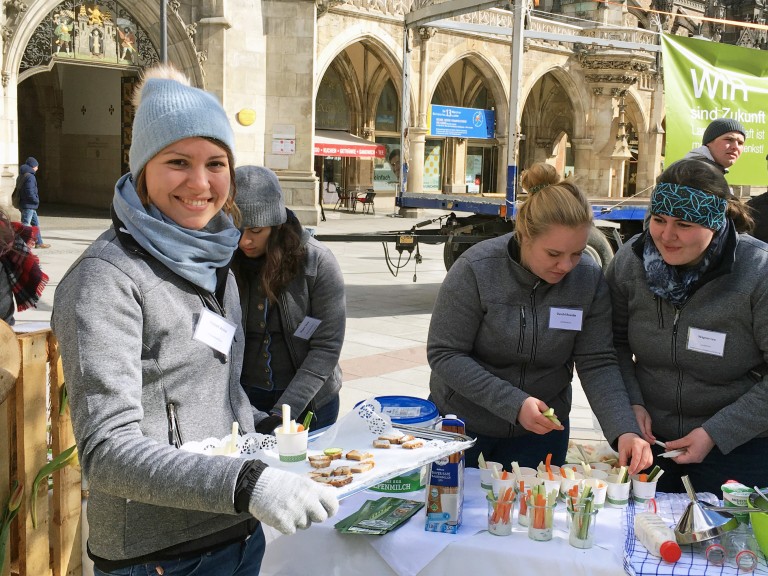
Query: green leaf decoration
31 444 77 529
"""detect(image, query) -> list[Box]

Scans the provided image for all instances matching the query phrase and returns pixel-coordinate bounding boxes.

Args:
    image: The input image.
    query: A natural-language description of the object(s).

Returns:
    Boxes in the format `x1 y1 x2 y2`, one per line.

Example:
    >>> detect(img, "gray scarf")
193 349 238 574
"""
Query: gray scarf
112 173 240 292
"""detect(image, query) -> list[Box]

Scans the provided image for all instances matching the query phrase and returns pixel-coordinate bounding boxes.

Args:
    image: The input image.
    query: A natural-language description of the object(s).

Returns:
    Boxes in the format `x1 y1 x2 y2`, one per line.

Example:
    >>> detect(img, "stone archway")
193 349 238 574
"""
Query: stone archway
1 0 202 208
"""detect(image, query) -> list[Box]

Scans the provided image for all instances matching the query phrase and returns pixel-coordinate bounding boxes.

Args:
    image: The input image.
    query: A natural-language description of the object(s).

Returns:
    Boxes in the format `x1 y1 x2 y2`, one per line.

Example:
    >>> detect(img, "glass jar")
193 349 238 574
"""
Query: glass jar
568 509 598 549
527 501 556 541
487 493 515 536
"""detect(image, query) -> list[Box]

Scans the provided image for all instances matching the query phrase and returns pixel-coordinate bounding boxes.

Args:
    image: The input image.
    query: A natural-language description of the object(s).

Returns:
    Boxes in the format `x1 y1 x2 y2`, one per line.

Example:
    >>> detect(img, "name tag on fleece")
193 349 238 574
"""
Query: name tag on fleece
687 327 726 357
549 307 583 331
193 307 237 356
294 316 321 340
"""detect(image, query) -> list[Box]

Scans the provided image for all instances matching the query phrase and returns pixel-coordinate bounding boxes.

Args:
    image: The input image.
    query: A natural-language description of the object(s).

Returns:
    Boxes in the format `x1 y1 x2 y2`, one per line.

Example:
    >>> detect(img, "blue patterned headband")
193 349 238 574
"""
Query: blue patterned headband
650 183 727 229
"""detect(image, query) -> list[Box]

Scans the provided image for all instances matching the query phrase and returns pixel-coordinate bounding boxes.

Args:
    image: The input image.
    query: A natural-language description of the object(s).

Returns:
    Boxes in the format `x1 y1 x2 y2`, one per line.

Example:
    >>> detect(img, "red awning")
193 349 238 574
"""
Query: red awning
314 130 386 158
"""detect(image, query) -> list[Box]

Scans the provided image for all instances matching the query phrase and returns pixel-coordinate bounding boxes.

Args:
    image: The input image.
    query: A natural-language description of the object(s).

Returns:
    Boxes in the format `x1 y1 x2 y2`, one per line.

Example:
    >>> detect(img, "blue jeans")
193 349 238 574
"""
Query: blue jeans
464 419 570 469
20 208 43 245
93 526 265 576
245 388 340 430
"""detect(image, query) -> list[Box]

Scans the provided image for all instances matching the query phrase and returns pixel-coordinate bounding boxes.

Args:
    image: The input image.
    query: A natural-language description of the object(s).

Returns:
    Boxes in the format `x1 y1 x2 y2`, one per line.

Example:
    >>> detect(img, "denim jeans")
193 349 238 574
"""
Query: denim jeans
463 419 571 469
19 208 43 245
92 525 265 576
245 388 340 430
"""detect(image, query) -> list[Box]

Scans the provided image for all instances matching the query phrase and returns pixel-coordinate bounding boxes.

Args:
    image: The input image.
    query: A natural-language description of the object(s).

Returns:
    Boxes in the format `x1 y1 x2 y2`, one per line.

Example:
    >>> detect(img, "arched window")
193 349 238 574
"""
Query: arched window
375 80 398 133
316 66 350 130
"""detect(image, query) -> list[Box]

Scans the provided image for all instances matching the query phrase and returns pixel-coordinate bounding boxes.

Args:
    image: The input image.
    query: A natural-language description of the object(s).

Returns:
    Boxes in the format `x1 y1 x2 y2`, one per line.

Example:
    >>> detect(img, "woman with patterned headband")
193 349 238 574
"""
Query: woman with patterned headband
606 158 768 494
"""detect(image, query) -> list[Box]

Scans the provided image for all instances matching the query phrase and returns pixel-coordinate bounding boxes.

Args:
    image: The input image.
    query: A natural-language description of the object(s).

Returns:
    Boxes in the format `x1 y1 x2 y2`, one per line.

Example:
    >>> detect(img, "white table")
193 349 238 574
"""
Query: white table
260 468 628 576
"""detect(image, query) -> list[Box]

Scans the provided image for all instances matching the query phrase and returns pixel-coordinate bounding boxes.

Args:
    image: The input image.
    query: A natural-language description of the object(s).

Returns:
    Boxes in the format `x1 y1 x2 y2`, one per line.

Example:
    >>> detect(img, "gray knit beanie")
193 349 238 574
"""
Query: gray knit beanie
235 166 287 228
129 66 235 178
702 118 746 145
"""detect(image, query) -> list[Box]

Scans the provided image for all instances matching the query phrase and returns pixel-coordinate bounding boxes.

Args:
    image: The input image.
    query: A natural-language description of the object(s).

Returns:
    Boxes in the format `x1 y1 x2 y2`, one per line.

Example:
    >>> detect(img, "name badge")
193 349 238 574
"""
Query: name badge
193 307 237 356
687 327 726 357
549 307 583 331
294 316 321 340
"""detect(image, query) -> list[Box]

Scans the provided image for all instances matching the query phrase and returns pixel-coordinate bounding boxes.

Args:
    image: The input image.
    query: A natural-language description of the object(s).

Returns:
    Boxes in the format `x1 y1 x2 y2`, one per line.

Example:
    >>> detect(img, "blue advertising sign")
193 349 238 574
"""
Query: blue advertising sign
428 105 495 139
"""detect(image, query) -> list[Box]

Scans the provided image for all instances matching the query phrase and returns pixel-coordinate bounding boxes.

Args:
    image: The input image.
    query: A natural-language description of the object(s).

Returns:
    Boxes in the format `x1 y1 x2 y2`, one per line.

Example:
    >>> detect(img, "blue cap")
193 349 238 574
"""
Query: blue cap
129 66 235 179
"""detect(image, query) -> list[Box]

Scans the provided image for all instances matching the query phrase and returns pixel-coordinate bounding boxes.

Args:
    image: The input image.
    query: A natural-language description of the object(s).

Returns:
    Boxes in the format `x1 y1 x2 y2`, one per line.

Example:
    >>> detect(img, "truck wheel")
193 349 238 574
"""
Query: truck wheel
584 227 614 270
443 236 471 271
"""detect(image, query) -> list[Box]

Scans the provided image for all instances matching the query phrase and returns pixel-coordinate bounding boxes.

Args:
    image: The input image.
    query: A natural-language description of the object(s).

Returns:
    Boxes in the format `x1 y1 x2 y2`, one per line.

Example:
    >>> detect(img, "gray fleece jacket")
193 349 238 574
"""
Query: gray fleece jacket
606 228 768 454
428 233 642 444
52 226 269 561
233 228 345 415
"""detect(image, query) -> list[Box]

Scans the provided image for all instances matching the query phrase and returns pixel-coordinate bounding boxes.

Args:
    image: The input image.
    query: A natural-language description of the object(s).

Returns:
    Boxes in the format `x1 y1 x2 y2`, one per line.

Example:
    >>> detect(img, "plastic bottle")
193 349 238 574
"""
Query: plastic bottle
722 524 758 572
634 512 683 563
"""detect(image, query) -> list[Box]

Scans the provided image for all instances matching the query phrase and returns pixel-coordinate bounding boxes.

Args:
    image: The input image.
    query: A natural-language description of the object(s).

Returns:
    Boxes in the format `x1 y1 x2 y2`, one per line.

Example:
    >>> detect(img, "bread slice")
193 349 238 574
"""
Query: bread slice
309 467 334 478
373 439 391 449
351 460 375 474
395 434 415 445
329 474 353 487
378 433 404 443
312 476 334 485
401 439 424 449
346 449 374 461
332 466 351 476
308 455 332 468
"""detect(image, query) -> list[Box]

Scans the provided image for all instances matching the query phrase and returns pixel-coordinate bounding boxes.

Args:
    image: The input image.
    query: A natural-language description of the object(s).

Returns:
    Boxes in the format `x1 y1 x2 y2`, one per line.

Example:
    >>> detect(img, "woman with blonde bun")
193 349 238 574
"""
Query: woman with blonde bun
428 162 652 471
52 66 337 576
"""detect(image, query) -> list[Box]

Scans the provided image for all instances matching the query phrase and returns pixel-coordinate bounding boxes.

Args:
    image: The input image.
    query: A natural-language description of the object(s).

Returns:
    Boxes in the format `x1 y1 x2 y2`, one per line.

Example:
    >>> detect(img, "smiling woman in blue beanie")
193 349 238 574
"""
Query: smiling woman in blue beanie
231 166 345 432
51 66 337 576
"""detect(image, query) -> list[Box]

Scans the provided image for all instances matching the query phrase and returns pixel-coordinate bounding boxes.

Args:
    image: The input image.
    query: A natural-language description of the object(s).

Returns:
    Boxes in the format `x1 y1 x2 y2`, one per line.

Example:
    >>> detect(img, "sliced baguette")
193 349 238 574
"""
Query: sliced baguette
401 439 424 449
351 460 376 474
346 449 374 461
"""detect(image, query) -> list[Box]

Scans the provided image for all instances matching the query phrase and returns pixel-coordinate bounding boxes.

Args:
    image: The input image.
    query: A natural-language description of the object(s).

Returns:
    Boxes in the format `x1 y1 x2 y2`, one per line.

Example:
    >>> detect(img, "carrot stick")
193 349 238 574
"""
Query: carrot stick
545 453 553 475
502 470 508 480
535 493 546 529
560 467 567 478
639 473 648 482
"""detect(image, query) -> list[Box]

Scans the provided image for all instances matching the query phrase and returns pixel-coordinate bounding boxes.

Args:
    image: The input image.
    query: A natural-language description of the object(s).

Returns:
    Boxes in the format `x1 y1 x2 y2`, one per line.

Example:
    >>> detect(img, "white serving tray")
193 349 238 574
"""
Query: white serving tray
181 399 475 499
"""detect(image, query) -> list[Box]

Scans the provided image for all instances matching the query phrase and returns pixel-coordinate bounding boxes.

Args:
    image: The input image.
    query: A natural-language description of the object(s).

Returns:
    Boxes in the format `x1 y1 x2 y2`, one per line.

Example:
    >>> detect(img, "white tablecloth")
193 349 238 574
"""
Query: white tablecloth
261 468 628 576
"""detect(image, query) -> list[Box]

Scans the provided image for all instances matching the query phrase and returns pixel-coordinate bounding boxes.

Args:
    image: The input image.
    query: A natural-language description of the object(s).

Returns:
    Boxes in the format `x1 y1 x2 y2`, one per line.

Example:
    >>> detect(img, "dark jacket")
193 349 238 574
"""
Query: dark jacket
606 228 768 454
427 233 642 445
232 227 345 417
15 164 39 210
747 192 768 243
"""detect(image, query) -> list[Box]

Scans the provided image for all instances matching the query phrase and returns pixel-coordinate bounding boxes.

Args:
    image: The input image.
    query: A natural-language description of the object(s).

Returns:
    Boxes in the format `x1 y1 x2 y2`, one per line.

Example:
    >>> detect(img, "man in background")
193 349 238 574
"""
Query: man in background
16 157 50 249
685 118 745 174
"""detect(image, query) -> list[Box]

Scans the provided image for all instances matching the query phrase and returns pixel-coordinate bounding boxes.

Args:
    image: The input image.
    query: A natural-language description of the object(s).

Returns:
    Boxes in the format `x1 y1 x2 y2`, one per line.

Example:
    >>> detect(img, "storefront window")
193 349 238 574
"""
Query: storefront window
374 137 400 193
466 148 484 193
424 140 443 192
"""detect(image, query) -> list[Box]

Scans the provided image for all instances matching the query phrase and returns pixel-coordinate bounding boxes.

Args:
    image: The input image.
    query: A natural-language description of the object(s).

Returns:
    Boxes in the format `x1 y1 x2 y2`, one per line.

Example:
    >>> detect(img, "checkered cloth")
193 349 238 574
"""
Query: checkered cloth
623 492 768 575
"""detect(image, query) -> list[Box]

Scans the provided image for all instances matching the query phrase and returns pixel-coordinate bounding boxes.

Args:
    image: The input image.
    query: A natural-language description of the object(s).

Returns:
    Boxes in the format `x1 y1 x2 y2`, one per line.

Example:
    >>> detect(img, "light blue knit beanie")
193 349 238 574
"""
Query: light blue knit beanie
129 66 235 178
235 166 287 228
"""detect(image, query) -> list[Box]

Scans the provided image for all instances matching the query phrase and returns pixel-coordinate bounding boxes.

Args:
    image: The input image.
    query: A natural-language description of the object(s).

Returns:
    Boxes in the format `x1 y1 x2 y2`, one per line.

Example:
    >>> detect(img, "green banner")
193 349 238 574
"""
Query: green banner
661 34 768 185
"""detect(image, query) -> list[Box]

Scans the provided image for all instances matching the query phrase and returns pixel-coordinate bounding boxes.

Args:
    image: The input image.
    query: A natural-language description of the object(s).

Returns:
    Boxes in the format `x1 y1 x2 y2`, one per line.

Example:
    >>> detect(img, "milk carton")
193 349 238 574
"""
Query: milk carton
425 415 465 534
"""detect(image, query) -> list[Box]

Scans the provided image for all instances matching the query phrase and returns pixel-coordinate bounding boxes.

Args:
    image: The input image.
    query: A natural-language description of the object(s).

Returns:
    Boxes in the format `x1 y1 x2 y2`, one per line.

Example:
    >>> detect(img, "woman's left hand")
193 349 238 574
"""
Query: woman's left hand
664 427 715 464
617 433 653 475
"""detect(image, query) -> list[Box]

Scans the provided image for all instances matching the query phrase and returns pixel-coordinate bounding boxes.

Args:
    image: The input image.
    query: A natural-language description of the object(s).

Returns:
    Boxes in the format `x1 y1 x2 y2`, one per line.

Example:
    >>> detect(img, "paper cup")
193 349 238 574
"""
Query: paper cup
589 462 612 472
542 478 561 501
479 461 503 490
631 476 658 504
587 469 609 481
606 474 631 508
275 429 308 463
514 466 537 480
492 476 517 498
584 478 608 508
518 475 544 494
537 463 561 477
560 473 584 500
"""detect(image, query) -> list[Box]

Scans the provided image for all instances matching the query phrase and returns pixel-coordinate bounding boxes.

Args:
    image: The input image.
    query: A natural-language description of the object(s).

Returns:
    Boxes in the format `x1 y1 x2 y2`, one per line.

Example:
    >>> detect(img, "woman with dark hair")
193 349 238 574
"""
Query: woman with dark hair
606 158 768 494
428 162 651 471
232 165 345 432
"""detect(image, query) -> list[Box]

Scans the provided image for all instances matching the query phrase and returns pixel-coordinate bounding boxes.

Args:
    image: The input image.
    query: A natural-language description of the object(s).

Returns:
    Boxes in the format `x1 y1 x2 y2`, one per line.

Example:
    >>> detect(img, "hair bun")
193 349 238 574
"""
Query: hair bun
520 162 561 194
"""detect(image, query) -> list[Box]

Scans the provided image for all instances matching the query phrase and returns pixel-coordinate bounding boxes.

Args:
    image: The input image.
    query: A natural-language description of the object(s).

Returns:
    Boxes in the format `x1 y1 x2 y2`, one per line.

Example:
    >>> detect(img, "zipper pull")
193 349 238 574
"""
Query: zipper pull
167 403 184 448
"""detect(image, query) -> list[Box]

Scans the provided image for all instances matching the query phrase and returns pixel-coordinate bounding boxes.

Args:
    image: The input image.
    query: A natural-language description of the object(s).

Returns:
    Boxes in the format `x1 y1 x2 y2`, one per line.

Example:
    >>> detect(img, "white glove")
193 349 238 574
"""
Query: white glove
248 467 339 534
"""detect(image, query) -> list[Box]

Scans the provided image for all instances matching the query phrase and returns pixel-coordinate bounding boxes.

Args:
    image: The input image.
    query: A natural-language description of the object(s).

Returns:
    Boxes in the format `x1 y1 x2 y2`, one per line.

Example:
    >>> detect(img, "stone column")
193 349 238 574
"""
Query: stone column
496 136 508 195
637 74 664 195
261 0 319 225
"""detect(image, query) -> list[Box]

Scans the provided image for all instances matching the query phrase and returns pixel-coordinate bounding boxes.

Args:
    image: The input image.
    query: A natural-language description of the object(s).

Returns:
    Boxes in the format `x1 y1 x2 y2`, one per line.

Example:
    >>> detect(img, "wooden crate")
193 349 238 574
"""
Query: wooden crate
1 329 82 576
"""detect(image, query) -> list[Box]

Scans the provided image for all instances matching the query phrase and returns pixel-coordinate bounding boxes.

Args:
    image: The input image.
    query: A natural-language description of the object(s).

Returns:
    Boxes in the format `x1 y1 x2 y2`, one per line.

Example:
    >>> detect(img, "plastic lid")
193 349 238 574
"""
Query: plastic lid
354 396 439 426
660 541 682 563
